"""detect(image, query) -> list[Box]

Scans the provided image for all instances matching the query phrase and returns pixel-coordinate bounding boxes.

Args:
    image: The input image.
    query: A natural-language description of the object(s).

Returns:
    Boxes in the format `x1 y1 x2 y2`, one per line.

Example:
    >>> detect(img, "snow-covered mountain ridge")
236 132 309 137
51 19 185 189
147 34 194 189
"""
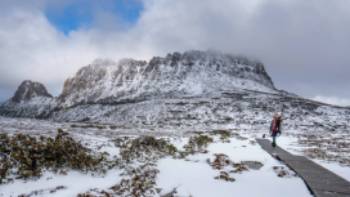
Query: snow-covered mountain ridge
58 50 276 108
0 50 349 133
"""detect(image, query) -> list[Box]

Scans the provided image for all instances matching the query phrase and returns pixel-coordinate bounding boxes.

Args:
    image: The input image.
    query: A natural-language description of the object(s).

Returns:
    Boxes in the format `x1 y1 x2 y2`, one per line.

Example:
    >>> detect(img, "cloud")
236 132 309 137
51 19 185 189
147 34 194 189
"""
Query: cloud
312 96 350 107
0 0 349 103
0 7 97 96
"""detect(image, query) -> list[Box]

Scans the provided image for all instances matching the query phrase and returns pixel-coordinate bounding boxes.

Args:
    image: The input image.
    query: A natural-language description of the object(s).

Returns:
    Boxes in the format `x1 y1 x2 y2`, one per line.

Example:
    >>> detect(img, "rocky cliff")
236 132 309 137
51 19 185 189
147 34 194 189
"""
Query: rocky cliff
11 80 52 103
0 80 55 118
58 51 277 108
0 50 349 133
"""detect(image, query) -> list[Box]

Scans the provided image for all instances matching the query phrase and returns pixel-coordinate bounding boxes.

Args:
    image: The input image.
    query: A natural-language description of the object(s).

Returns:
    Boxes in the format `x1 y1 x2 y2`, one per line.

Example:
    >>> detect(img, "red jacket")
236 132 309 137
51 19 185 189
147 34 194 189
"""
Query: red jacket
270 118 281 136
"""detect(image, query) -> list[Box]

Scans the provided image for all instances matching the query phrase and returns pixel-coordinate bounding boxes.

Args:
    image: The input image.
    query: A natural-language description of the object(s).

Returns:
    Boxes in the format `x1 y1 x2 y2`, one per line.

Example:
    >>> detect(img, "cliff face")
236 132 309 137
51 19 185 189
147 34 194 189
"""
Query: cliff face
58 51 276 108
0 50 349 133
0 80 55 118
11 80 52 103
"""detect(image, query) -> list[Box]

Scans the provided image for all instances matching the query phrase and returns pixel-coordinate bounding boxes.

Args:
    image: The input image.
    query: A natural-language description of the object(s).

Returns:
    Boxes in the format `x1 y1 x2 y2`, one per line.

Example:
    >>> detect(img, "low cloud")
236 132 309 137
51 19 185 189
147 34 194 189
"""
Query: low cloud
0 0 349 103
312 96 350 107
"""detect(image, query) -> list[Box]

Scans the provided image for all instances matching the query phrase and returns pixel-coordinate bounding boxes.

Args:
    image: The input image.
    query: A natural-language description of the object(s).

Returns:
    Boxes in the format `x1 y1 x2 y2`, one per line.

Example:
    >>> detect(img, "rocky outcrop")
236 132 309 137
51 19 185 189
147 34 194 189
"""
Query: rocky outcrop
0 80 55 118
58 51 277 108
0 50 349 133
11 80 52 103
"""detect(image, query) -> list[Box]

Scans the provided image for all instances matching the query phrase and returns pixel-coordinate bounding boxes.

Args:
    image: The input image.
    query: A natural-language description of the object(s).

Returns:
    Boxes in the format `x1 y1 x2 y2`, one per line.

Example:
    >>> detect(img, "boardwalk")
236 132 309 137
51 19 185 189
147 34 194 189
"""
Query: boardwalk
256 139 350 197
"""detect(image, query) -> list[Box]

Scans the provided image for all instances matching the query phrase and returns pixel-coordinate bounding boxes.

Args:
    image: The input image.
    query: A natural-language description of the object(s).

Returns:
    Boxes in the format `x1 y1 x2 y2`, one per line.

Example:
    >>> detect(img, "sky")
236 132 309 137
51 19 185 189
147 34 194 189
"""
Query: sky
0 0 349 106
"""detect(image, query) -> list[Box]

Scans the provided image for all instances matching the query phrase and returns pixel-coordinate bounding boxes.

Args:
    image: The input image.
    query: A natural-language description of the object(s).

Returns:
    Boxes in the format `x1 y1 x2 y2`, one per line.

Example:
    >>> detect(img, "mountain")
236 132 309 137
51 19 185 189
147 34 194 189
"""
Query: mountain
0 80 56 118
58 51 277 108
0 50 349 132
11 80 52 102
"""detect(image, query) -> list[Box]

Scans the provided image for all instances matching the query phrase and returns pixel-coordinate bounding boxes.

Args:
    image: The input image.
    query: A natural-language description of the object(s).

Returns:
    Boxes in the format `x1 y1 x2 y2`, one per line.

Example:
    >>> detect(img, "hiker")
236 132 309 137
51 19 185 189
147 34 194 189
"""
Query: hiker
270 112 282 147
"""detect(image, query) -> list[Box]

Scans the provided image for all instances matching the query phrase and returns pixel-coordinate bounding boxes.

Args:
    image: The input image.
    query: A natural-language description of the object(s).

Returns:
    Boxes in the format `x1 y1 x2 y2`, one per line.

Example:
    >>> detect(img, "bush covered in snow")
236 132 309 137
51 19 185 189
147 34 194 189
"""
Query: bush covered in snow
0 129 107 184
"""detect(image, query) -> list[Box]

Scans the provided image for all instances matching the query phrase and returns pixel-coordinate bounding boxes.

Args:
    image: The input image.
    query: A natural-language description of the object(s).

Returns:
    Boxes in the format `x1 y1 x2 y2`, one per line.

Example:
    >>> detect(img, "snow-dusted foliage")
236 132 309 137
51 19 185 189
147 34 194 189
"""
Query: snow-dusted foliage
0 97 56 118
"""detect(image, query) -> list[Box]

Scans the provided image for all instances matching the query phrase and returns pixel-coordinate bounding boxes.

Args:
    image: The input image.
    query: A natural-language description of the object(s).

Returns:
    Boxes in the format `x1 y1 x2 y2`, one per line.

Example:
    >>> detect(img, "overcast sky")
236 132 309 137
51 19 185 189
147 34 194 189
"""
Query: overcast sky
0 0 349 106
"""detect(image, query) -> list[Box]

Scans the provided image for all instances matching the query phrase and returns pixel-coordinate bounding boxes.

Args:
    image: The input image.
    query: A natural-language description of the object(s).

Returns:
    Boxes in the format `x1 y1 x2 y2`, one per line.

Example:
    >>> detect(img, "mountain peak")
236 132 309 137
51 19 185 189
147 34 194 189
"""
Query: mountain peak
58 50 276 107
150 50 274 89
0 50 349 134
11 80 52 103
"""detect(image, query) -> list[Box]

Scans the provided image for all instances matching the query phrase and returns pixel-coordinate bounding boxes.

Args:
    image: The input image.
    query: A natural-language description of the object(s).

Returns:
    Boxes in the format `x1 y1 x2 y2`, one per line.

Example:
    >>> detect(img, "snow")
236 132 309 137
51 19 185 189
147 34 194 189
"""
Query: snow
8 50 277 110
315 161 350 181
0 50 349 196
157 137 312 197
0 116 348 196
277 135 350 182
0 121 348 196
2 52 349 136
0 170 122 197
0 130 315 197
0 130 123 197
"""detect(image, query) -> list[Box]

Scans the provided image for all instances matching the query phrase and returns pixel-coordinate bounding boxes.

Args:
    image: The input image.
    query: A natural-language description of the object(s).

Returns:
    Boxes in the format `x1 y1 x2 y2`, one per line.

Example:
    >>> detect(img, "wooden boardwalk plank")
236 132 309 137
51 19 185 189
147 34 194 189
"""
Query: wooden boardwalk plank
256 138 350 197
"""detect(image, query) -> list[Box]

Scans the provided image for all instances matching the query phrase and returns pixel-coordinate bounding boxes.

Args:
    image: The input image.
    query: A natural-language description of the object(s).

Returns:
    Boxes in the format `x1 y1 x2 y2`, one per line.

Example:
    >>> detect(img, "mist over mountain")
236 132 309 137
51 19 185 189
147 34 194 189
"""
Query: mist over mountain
58 50 276 108
0 50 349 132
1 0 350 195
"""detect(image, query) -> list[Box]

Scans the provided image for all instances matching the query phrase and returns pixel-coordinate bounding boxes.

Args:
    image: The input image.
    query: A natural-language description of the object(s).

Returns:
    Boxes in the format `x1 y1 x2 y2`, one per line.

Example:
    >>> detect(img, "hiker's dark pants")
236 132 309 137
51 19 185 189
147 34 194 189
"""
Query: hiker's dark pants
271 132 279 146
272 135 276 145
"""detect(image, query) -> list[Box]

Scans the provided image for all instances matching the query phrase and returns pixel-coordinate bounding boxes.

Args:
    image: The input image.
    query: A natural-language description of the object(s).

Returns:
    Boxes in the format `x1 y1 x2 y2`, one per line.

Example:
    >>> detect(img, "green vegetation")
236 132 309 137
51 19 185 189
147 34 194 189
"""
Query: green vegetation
117 136 178 163
0 129 107 183
78 163 160 197
211 130 231 142
184 134 213 154
70 124 107 130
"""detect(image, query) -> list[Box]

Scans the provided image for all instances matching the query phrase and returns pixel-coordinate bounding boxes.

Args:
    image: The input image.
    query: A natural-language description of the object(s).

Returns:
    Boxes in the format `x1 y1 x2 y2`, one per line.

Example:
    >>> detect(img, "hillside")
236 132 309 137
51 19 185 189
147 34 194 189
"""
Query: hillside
0 50 349 133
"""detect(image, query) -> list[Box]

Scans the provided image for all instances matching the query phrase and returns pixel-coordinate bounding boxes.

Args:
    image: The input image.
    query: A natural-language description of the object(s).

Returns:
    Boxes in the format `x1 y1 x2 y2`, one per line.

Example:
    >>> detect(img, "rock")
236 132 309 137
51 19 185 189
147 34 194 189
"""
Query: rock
214 171 235 182
272 166 296 178
0 80 55 118
0 50 349 135
241 161 264 170
58 51 276 108
11 80 52 103
210 154 231 170
231 163 249 173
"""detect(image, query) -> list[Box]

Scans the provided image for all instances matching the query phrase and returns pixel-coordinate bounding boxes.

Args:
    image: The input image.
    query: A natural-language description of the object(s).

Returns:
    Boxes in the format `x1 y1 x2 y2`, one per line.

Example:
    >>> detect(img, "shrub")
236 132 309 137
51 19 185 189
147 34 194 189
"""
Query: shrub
0 129 107 183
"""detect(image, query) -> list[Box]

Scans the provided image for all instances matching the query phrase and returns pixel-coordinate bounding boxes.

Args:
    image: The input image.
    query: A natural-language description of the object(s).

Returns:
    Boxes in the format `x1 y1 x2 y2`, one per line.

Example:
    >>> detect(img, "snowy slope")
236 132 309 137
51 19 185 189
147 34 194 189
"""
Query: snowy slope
51 89 350 134
0 97 56 118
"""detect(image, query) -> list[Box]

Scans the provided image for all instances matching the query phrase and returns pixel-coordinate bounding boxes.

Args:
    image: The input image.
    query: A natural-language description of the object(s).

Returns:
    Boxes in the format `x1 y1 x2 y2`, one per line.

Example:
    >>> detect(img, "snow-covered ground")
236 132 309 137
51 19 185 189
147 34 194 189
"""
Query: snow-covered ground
156 136 311 197
0 116 349 197
0 170 122 197
277 135 350 182
0 127 312 197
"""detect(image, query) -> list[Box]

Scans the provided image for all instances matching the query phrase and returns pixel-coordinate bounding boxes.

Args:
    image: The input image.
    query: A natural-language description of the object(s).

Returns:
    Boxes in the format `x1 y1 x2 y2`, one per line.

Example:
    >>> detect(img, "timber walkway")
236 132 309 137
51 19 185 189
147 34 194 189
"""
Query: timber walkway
256 138 350 197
